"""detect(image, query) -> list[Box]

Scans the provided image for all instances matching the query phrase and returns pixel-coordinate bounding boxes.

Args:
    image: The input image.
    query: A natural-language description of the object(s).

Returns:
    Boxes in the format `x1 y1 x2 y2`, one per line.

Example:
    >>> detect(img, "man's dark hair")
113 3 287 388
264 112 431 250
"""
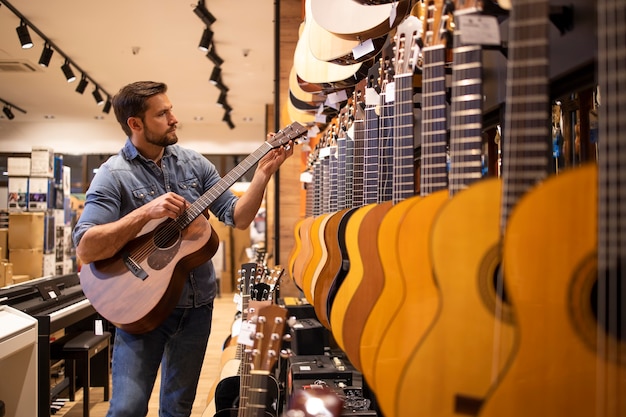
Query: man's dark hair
112 81 168 137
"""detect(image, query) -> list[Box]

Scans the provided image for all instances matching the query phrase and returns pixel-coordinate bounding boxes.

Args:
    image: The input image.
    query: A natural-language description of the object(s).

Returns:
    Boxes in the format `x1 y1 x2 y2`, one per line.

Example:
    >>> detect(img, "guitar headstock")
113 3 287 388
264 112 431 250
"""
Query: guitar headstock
394 15 423 75
422 0 454 49
268 121 309 149
238 262 257 298
250 304 289 373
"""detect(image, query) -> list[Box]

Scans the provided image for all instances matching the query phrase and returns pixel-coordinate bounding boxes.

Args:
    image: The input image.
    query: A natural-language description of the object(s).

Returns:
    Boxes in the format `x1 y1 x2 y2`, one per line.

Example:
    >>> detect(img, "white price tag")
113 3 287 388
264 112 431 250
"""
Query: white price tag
385 82 396 103
353 39 375 60
365 87 380 106
300 171 313 183
458 15 501 46
328 90 348 104
233 293 242 312
238 321 256 347
48 291 58 299
94 319 103 336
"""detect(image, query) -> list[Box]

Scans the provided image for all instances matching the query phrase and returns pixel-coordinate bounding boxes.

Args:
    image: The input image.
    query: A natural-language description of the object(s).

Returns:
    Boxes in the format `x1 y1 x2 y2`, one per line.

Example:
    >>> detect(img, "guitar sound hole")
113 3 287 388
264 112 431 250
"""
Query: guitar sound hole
591 262 624 342
154 221 182 250
492 265 509 305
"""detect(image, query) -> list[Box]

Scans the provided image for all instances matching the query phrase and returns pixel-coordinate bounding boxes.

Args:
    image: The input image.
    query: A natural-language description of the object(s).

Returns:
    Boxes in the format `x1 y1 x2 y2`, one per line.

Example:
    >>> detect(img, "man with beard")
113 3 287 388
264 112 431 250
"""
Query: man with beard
73 81 293 417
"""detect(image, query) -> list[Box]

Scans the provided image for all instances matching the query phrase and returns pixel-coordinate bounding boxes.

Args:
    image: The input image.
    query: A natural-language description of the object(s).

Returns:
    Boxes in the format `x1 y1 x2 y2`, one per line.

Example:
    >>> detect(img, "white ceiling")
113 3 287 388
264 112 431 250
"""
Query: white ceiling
0 0 276 155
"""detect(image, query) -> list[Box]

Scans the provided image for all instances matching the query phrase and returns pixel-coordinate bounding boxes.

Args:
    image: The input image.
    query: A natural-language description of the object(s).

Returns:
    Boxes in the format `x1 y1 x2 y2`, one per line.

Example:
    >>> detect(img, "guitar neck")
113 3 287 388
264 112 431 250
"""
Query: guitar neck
243 370 271 417
448 22 484 196
597 0 626 279
378 87 395 203
500 0 551 233
393 72 417 203
363 102 381 204
420 45 449 196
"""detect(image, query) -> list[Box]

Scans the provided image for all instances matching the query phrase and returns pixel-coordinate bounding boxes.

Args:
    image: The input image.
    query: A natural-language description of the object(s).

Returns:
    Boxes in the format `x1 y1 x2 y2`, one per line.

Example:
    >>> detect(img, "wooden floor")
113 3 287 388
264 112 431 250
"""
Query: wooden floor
56 294 238 417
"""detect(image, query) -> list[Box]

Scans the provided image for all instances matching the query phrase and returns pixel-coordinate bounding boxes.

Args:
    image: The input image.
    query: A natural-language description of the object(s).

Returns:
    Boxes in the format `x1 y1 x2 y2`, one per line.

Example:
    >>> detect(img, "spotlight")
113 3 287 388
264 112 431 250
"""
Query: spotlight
102 97 112 114
39 43 54 67
92 88 105 106
16 21 33 49
223 113 235 129
198 28 213 52
2 106 15 120
223 103 232 113
75 76 88 94
206 47 223 66
61 61 76 83
193 2 216 25
209 66 221 85
217 91 227 107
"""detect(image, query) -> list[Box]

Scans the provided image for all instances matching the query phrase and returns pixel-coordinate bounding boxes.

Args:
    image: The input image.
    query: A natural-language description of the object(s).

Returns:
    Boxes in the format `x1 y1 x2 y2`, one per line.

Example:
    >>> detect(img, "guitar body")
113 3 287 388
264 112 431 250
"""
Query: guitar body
396 178 515 417
341 200 393 370
313 207 352 328
324 207 359 324
370 190 447 416
358 197 421 387
292 216 316 291
310 0 411 41
329 203 377 351
301 213 331 302
287 218 305 290
481 164 625 416
210 374 281 417
80 215 219 334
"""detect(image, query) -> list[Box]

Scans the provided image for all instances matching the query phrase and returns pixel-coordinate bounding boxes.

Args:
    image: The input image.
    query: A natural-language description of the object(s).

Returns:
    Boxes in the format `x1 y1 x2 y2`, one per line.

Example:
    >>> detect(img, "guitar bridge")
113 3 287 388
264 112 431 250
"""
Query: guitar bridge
122 252 148 280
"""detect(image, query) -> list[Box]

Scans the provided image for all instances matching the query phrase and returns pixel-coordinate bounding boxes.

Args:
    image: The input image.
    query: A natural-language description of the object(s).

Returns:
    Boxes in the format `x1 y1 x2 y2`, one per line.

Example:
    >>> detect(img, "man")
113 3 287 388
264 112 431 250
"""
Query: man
73 81 294 416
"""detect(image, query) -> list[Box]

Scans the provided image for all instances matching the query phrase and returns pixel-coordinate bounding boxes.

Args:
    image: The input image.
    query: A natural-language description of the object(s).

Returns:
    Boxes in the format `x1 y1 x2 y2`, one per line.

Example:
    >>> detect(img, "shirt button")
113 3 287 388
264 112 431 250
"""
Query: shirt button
139 193 144 198
150 191 155 195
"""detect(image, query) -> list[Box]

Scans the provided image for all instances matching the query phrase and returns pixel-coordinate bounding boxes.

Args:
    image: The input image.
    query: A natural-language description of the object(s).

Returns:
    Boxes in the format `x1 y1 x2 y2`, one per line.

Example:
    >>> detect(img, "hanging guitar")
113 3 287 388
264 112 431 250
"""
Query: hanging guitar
79 122 308 334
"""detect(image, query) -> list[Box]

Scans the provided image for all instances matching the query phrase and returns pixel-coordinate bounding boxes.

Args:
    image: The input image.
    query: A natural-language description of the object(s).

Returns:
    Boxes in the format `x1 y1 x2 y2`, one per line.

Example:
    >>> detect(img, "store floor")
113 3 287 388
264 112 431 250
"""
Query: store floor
55 294 238 417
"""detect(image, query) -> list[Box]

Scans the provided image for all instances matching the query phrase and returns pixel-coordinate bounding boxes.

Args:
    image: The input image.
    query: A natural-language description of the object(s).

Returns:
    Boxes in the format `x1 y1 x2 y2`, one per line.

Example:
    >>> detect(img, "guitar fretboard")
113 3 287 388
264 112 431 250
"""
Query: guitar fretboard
420 45 449 196
500 0 551 233
363 98 381 205
448 26 484 196
393 72 417 203
378 87 395 203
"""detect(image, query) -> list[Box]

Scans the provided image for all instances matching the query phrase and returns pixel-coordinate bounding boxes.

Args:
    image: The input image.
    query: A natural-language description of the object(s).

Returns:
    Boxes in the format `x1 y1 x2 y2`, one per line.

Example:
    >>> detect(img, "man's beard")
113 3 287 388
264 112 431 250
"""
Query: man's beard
145 127 178 147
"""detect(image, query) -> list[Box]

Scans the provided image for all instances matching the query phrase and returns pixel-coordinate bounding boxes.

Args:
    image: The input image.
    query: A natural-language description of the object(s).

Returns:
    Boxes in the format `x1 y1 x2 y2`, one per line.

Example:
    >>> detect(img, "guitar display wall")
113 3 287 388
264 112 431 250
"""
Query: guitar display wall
279 1 623 417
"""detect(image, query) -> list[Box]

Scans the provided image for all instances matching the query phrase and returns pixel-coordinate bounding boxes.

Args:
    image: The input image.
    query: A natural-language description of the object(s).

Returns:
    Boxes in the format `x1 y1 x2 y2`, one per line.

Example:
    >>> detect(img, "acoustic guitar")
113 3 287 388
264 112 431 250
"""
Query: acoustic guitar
396 0 552 414
479 0 625 415
79 122 307 334
310 0 412 41
357 10 423 394
294 0 369 95
371 2 486 415
328 53 388 355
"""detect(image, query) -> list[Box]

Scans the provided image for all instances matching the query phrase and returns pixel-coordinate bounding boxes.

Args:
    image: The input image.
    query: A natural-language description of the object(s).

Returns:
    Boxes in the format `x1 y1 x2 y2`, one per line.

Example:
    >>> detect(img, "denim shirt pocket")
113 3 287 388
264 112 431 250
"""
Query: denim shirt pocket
178 177 201 200
132 185 159 203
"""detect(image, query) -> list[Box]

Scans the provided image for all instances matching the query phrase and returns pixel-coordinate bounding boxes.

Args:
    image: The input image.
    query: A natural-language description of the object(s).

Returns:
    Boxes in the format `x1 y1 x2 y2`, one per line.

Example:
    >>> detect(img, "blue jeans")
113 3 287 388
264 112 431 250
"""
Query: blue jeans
106 303 214 417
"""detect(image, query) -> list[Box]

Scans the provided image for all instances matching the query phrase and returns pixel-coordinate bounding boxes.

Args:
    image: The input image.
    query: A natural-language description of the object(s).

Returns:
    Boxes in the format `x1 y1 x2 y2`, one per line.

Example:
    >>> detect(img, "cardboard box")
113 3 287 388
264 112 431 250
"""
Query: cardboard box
30 147 54 178
0 261 13 287
9 248 44 280
28 177 53 211
7 177 28 212
7 157 31 177
8 212 45 250
0 229 7 260
11 274 30 284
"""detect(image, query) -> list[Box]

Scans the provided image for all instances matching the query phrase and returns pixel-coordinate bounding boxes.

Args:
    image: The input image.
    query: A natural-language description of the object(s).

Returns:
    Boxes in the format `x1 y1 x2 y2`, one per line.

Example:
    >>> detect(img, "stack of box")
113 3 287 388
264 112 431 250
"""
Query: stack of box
4 147 75 284
8 212 44 281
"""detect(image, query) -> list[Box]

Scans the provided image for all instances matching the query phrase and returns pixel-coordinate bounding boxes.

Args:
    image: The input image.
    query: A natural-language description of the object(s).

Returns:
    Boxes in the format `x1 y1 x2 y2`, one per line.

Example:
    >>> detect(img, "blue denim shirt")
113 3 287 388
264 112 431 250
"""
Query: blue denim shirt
73 138 239 307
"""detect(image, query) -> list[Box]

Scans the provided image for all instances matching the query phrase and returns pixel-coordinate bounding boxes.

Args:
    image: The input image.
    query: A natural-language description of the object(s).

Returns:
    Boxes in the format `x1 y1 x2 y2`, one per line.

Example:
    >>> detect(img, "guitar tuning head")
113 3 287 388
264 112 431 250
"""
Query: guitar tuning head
283 333 292 343
287 316 297 327
280 348 293 359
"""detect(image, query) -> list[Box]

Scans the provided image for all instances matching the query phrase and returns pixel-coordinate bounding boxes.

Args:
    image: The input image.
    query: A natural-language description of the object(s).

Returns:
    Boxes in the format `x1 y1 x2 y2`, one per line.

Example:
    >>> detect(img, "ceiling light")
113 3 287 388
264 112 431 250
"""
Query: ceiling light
75 76 88 94
102 97 112 114
92 88 105 106
38 43 54 67
217 91 227 107
206 47 223 66
61 61 76 82
209 66 221 85
2 106 15 120
193 2 216 25
198 28 213 52
16 21 33 49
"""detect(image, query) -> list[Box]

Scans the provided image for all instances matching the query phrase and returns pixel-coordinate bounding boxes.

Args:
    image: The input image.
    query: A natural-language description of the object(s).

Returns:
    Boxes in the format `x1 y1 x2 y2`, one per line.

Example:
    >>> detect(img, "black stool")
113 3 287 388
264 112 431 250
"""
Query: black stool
61 331 111 417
